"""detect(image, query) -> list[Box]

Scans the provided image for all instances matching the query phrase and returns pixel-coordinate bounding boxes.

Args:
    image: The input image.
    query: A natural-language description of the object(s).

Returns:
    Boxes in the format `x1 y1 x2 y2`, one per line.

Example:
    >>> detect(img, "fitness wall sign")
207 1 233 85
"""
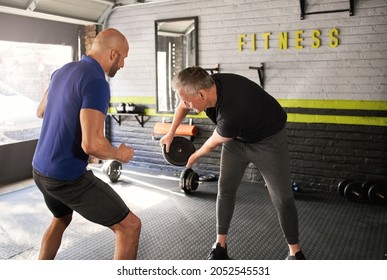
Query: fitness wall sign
238 28 339 51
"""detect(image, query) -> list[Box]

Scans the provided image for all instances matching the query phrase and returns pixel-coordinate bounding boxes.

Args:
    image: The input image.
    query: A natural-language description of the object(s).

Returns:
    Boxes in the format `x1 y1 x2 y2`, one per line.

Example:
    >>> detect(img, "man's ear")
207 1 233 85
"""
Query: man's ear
110 49 118 60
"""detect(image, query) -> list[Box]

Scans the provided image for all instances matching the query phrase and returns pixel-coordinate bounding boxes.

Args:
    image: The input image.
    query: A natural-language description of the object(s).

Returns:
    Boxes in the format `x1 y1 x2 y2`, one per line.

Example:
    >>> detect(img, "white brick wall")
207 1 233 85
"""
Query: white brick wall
106 0 387 102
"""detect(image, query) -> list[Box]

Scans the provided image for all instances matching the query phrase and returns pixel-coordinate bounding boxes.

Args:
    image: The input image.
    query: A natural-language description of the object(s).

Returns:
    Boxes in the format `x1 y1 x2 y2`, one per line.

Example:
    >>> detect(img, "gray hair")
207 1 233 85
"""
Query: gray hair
172 66 215 96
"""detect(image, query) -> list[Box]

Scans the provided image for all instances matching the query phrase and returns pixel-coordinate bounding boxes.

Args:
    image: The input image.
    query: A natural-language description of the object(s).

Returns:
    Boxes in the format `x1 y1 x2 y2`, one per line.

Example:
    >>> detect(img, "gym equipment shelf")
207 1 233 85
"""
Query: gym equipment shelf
108 112 145 127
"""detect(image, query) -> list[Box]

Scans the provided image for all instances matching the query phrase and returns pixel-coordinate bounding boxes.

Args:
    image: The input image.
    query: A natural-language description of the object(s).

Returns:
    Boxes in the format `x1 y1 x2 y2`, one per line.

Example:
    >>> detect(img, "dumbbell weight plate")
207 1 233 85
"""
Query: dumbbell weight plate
179 168 201 194
162 136 196 166
338 178 353 196
368 183 386 205
180 168 193 194
188 171 199 191
344 181 364 202
362 180 377 193
102 160 122 182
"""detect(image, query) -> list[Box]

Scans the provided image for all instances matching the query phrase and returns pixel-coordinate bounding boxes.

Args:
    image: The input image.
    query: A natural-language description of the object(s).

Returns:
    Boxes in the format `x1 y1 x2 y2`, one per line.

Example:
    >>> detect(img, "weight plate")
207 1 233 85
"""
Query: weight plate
103 160 122 182
338 178 353 196
188 171 199 191
180 168 193 194
162 136 195 166
185 172 194 193
344 181 364 202
362 180 377 193
368 183 386 205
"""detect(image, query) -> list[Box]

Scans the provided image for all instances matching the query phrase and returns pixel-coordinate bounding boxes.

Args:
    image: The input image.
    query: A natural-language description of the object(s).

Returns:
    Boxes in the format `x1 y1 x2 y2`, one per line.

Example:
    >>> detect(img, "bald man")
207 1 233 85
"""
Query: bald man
32 28 141 260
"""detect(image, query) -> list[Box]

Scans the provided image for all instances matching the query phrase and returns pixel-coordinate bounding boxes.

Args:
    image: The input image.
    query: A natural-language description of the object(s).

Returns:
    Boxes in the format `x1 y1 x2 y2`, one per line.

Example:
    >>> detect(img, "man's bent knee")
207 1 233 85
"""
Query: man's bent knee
53 213 72 228
111 212 141 235
126 212 141 234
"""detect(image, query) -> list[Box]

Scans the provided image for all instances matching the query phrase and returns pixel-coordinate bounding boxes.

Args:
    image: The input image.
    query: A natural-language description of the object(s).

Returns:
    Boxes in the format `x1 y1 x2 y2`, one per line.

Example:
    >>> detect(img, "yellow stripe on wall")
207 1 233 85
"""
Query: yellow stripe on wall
287 114 387 127
278 99 387 111
110 96 156 104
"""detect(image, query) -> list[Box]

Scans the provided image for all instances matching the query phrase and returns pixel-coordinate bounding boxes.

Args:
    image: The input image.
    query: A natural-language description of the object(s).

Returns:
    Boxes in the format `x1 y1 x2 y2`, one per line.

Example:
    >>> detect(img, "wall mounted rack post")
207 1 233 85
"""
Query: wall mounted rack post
299 0 355 20
203 64 220 74
249 64 265 88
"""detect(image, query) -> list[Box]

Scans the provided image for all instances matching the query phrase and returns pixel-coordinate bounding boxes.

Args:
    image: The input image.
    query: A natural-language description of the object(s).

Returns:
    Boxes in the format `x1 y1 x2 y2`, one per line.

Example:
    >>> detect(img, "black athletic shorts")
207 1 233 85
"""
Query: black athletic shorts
33 169 130 227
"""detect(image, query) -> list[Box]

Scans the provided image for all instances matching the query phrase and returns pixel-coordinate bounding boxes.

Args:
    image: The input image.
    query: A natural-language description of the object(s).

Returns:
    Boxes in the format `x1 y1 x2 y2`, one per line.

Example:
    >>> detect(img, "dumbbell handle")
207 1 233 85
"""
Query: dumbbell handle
352 190 362 197
376 192 385 199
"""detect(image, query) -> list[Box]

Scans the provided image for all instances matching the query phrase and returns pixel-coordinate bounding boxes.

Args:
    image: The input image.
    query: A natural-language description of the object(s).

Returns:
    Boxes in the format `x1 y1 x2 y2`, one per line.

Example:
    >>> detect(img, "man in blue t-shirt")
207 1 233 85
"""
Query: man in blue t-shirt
32 28 141 260
161 66 306 260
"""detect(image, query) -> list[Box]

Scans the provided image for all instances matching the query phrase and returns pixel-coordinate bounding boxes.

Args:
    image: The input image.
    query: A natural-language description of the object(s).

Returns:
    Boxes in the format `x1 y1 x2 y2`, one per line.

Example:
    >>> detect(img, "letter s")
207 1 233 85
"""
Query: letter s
329 28 339 48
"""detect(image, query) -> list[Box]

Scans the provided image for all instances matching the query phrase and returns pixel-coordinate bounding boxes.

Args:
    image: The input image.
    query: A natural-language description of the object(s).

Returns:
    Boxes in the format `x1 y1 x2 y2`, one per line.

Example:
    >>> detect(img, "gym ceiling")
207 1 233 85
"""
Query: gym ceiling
0 0 160 25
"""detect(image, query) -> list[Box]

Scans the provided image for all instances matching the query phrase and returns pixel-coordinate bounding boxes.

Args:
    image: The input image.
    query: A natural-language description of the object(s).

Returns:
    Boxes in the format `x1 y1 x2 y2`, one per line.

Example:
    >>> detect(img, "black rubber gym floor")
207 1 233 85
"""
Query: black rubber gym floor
0 166 386 260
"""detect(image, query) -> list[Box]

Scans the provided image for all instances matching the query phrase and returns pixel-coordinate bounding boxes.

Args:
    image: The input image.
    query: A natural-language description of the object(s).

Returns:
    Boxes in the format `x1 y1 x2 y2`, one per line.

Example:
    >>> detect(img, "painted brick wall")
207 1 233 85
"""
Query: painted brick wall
104 0 387 191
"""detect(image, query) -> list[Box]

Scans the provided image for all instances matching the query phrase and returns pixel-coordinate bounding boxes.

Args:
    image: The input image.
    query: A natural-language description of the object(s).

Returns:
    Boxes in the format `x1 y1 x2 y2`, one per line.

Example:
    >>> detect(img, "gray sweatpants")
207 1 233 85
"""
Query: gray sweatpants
217 127 299 244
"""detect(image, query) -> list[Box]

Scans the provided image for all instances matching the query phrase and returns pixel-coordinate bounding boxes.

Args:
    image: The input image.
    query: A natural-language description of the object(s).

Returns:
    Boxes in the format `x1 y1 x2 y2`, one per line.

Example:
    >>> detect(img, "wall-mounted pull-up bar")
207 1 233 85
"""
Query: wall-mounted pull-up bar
299 0 355 20
249 64 264 88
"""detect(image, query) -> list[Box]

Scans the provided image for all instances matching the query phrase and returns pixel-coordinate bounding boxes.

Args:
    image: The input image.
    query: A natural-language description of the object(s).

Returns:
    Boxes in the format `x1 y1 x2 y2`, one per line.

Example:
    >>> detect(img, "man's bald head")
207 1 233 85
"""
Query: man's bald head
88 28 129 77
90 28 128 54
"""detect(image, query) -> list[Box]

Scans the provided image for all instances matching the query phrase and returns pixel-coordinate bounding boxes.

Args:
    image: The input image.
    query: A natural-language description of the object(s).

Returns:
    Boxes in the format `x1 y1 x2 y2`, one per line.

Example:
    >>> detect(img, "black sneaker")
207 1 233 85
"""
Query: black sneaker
286 251 306 260
207 243 231 260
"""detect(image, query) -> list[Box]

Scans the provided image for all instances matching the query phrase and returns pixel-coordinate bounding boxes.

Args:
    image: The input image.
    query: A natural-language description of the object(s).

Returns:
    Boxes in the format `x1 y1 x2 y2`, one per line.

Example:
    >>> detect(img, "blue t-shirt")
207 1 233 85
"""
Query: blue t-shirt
32 55 110 180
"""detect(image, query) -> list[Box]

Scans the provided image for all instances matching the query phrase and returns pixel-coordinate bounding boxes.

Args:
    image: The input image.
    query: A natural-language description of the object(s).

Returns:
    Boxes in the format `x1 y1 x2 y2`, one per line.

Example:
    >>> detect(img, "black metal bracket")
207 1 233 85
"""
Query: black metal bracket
249 64 264 88
203 64 220 74
300 0 355 20
109 113 145 127
111 115 121 125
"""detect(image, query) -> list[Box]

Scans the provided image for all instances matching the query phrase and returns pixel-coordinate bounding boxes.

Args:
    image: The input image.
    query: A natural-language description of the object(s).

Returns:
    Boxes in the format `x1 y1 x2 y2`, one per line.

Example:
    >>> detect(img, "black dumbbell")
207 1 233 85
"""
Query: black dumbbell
87 160 123 182
180 168 201 194
361 180 378 198
344 181 366 202
338 178 354 196
101 160 122 182
368 182 387 205
292 182 302 193
343 179 385 204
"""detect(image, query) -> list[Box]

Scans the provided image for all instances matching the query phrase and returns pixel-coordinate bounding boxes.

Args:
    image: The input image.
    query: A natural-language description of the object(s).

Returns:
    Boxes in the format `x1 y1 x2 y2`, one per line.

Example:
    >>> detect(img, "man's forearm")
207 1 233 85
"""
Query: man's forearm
169 103 190 134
